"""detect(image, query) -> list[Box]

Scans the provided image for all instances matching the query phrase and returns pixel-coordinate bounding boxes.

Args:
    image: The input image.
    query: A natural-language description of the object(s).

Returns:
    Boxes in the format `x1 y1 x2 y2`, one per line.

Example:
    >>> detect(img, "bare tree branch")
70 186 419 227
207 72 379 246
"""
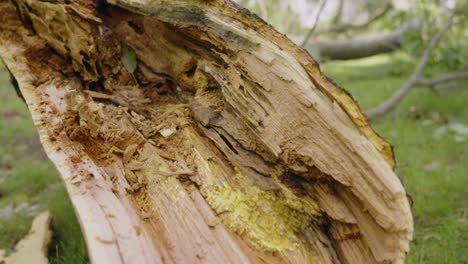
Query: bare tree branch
331 0 344 25
415 71 468 87
432 83 466 92
366 12 456 120
318 1 392 34
301 0 328 47
255 0 268 21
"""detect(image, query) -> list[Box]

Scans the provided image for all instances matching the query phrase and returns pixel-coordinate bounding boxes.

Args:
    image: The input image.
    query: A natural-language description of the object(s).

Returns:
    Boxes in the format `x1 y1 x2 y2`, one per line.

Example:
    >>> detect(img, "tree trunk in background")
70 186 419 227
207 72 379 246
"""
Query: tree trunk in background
0 0 412 263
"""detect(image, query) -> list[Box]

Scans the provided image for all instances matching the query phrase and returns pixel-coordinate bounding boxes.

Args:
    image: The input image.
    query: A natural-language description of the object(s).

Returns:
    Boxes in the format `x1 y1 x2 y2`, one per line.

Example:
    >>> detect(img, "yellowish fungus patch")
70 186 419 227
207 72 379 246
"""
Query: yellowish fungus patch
205 175 321 252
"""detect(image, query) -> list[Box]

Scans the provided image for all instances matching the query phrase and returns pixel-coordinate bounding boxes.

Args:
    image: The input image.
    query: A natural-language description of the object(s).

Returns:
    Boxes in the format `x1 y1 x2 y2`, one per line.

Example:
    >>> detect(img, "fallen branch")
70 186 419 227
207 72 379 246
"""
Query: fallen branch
415 71 468 88
366 12 456 120
305 20 420 60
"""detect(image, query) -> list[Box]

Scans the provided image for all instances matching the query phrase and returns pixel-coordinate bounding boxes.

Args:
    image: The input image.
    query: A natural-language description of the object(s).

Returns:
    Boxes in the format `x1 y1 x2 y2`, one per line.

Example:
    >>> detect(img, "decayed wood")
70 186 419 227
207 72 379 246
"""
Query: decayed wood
0 0 412 263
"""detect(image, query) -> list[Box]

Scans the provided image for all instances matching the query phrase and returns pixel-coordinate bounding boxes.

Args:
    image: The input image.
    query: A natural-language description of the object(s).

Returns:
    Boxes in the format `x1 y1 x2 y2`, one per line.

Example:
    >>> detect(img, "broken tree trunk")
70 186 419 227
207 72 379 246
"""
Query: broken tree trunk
0 0 413 263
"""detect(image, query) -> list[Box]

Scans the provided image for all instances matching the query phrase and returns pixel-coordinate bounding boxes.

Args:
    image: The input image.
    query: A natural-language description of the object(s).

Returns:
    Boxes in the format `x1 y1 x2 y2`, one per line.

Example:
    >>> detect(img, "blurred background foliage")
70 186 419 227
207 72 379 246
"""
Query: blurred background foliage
239 0 467 71
1 0 467 263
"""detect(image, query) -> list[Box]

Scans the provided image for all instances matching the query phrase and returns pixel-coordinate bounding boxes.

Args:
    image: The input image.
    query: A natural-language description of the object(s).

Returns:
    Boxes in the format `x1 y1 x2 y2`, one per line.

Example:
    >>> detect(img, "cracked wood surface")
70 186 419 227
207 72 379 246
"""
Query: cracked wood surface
0 0 412 263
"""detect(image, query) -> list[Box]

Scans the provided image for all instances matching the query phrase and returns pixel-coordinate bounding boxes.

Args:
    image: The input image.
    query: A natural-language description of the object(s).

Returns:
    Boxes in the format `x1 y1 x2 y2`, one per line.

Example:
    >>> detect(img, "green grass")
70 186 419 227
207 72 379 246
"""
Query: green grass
0 63 88 263
0 53 467 263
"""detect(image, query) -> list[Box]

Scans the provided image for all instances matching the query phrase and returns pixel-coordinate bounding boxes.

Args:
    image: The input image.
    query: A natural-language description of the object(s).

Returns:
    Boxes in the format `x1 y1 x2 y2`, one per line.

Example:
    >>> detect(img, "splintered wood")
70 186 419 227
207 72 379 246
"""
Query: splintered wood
0 0 412 263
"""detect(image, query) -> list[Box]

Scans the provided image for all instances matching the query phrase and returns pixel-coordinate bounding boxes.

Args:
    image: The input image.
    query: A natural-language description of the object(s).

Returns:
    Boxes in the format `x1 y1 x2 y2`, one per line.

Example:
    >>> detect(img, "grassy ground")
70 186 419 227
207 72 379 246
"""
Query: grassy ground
0 64 88 263
0 52 466 263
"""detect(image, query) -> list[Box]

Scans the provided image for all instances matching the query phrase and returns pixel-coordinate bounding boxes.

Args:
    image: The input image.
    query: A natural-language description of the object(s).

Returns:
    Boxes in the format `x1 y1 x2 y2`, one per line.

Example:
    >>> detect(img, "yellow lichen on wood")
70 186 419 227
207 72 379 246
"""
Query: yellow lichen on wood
183 127 322 256
206 182 321 252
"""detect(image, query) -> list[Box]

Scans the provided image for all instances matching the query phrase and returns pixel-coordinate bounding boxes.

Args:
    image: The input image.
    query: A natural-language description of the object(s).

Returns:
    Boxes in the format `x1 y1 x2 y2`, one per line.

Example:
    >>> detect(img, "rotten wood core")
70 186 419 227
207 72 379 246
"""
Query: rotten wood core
0 0 412 263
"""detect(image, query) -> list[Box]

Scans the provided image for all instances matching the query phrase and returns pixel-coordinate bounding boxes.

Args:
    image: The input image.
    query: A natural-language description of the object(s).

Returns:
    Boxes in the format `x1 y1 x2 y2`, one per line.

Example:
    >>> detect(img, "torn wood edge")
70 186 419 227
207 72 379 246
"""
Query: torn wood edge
0 41 164 264
109 0 397 169
0 0 414 262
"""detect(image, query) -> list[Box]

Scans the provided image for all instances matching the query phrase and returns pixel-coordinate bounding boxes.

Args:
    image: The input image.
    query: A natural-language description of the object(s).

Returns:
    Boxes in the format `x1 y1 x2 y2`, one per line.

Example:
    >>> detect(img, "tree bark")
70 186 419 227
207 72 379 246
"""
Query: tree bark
0 0 412 263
